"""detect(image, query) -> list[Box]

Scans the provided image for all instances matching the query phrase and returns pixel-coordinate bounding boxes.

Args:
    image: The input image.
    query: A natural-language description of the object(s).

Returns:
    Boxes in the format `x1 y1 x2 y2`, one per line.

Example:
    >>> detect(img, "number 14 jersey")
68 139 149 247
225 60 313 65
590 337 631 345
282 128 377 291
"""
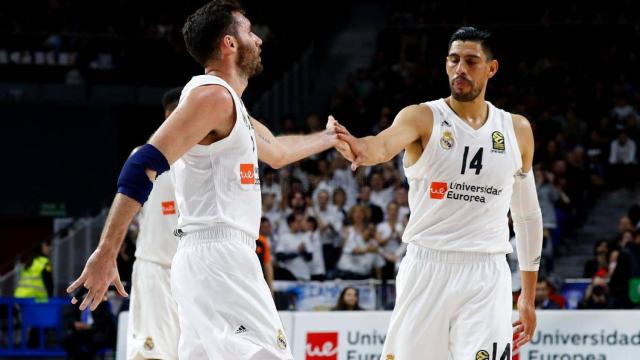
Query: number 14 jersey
402 99 522 254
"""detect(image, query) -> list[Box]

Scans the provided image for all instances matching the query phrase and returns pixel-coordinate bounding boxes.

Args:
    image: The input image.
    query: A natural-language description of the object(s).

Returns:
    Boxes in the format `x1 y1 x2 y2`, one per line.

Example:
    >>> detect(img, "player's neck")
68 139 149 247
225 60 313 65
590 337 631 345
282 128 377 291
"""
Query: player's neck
446 96 488 127
204 66 249 96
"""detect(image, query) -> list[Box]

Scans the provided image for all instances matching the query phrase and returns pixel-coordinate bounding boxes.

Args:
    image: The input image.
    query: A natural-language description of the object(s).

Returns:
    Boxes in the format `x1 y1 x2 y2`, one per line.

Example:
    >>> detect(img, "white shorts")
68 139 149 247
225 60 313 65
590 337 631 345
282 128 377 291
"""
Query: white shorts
127 259 180 360
171 227 293 360
381 244 513 360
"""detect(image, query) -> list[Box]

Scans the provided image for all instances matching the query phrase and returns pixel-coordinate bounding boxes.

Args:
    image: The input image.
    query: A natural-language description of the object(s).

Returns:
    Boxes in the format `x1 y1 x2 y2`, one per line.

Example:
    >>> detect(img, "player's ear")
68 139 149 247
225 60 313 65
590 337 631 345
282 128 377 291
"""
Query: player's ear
487 59 499 79
222 35 236 53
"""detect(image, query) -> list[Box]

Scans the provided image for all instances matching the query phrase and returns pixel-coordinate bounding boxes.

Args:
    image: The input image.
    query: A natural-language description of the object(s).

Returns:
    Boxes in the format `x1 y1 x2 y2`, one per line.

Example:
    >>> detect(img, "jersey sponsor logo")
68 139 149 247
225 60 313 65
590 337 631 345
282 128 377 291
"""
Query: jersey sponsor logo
235 325 248 334
161 201 176 215
429 182 448 199
306 332 338 359
441 119 452 127
240 163 260 185
430 181 503 203
440 130 455 150
492 131 505 153
277 328 288 350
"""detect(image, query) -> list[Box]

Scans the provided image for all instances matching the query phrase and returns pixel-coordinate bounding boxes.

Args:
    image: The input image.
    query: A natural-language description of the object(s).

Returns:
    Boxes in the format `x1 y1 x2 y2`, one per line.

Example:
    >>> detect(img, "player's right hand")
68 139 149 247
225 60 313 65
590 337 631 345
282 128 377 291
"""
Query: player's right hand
66 248 128 311
328 116 356 162
333 122 367 171
514 295 537 347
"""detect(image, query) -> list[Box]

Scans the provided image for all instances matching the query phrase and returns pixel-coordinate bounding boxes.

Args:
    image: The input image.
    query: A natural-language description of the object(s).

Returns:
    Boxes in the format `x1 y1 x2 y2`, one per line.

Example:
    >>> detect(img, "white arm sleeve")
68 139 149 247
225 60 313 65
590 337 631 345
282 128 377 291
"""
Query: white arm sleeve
510 170 543 271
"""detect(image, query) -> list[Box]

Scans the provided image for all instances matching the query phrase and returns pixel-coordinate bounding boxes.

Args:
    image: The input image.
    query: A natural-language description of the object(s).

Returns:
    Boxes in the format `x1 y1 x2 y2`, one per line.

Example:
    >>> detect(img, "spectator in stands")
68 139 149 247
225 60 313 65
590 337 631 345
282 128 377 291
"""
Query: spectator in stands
14 241 52 302
535 278 563 309
627 230 640 306
262 193 282 236
612 216 635 246
610 95 639 125
579 275 617 309
305 114 324 134
376 202 404 279
608 128 637 189
608 229 635 308
261 168 282 204
583 240 609 278
332 187 350 221
332 287 363 311
257 217 275 292
331 156 358 208
380 213 410 276
309 160 335 206
356 186 384 224
303 217 326 281
62 288 116 359
312 189 343 277
336 205 384 279
535 169 559 236
393 185 411 222
274 214 312 280
278 190 307 234
369 171 393 211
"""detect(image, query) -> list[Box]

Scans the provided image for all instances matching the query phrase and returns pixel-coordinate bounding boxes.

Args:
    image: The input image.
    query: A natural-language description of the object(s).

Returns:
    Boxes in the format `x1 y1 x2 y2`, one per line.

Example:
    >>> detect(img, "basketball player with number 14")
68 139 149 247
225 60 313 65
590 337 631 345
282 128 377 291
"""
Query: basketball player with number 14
334 27 543 359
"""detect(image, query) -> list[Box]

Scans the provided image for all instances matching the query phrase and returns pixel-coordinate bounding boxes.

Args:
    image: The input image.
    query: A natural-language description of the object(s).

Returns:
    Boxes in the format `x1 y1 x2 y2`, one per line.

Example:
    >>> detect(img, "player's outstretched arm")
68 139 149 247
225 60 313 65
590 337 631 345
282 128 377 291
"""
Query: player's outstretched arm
251 116 344 169
510 114 542 348
67 86 235 310
334 104 432 170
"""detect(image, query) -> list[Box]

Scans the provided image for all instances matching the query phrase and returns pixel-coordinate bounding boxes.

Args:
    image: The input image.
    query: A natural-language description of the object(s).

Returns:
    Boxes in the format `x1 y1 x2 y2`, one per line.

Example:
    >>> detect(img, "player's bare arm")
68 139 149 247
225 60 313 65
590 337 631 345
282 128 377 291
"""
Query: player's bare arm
334 104 433 170
510 113 542 348
251 116 342 169
67 85 235 311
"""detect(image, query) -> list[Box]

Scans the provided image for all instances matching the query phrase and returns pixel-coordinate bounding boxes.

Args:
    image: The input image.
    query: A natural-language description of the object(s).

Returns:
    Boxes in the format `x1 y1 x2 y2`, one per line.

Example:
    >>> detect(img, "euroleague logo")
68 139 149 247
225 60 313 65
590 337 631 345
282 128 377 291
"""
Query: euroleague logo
429 181 448 199
306 332 338 360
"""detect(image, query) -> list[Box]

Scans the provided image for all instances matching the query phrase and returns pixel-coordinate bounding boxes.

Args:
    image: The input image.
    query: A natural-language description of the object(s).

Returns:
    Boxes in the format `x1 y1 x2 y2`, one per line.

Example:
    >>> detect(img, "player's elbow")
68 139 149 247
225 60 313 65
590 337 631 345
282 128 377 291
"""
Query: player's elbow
266 152 287 169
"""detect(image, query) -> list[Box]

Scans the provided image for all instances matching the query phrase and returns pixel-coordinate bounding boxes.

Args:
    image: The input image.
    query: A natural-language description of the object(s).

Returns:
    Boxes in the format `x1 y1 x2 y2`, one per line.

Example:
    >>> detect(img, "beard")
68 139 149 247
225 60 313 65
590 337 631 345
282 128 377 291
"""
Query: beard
236 40 263 78
450 77 483 102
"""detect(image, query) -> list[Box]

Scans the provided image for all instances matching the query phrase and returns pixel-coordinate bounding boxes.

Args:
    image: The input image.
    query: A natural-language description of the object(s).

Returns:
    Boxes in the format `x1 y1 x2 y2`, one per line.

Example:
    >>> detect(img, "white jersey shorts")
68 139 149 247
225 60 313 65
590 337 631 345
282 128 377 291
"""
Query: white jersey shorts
381 244 513 360
171 227 293 360
127 259 180 360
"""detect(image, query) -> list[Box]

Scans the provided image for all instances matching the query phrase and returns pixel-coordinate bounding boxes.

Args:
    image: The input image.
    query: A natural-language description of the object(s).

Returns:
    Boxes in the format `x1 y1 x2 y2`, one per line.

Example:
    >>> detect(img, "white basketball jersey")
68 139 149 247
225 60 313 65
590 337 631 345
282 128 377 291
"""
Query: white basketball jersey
172 75 261 239
134 172 179 266
402 99 522 254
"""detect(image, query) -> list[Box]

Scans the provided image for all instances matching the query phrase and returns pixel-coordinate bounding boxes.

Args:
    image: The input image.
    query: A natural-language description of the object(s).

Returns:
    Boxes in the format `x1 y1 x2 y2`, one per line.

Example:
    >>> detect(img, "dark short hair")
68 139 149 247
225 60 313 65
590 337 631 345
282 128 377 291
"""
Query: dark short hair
306 216 318 229
182 0 244 66
448 26 494 60
162 87 182 111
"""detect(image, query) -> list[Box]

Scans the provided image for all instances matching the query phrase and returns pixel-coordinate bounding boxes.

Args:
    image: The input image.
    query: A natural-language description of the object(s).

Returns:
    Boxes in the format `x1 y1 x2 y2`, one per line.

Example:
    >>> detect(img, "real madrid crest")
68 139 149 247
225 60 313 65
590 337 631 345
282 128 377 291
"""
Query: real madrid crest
276 329 287 350
440 130 455 150
144 336 154 351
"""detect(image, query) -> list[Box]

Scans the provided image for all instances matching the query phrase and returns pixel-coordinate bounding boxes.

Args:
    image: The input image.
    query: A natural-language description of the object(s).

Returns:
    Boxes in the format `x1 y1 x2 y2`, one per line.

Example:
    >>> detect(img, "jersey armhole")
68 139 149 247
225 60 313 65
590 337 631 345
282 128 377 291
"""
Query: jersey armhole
403 102 439 177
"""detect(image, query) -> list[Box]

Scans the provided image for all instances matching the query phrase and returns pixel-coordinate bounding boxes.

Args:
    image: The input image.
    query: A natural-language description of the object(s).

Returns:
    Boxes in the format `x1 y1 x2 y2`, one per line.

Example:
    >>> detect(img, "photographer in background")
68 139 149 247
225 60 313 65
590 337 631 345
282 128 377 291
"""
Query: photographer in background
579 274 617 309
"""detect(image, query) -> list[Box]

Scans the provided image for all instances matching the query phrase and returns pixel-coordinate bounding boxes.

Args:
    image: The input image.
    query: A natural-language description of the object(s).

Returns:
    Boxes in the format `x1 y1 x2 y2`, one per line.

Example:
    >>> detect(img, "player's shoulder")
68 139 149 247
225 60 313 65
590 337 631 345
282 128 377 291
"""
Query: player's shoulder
186 84 233 104
397 103 434 127
509 113 533 134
